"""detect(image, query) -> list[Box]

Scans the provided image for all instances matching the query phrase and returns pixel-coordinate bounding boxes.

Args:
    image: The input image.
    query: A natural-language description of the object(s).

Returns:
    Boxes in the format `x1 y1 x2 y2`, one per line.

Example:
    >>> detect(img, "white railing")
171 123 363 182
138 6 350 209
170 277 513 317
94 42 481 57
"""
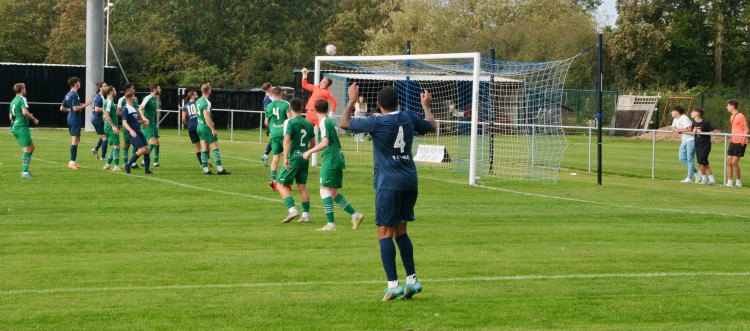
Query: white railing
161 108 266 142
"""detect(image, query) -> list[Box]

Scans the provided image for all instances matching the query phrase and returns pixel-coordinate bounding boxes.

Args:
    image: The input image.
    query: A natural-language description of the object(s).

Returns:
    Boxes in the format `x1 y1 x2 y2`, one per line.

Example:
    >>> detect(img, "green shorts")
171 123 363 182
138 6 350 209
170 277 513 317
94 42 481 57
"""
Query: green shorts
278 166 309 185
143 124 159 140
121 126 129 143
104 125 120 146
319 168 343 188
11 126 32 148
197 125 219 144
271 136 284 155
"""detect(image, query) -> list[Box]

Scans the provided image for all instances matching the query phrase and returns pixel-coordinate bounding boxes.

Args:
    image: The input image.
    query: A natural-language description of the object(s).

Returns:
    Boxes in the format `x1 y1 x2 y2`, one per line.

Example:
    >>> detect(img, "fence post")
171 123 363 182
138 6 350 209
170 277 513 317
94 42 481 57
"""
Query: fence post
651 131 656 179
230 109 234 142
723 136 728 185
259 113 263 143
588 128 592 173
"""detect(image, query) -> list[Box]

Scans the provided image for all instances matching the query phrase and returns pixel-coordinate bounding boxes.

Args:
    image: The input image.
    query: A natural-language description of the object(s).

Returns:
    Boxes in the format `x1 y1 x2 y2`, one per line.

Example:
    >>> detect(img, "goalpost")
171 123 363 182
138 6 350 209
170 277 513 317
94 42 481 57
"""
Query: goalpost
313 52 577 185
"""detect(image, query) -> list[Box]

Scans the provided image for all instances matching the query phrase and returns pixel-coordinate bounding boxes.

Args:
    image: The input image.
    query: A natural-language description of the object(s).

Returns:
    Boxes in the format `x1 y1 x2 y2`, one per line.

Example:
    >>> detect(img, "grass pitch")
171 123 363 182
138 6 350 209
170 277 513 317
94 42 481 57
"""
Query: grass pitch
1 128 750 330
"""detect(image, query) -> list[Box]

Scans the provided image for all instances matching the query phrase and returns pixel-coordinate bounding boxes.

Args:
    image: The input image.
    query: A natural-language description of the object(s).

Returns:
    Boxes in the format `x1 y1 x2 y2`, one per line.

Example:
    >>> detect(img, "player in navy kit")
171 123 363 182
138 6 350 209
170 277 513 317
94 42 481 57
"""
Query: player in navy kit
91 81 109 160
60 77 92 169
121 92 152 175
341 83 435 301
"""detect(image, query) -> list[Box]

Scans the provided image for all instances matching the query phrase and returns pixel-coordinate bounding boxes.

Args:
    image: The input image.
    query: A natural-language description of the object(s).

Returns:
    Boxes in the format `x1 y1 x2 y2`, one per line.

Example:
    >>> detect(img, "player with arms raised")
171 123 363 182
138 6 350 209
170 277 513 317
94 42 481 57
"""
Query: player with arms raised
277 97 314 223
196 83 230 175
265 87 292 189
9 83 39 178
139 84 162 167
341 84 435 301
302 99 364 231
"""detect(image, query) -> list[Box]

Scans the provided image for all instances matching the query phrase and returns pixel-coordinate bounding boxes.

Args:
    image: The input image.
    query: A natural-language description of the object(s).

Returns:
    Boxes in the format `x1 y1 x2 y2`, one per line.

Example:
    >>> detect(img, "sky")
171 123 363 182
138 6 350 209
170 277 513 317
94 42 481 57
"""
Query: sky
598 0 618 27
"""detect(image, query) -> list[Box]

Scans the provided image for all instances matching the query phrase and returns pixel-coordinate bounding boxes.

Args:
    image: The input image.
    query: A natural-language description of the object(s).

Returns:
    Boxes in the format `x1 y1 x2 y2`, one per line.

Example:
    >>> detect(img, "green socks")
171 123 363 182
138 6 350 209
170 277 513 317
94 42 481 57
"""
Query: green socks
334 194 356 215
201 151 209 167
22 152 31 172
270 170 277 181
284 197 295 209
113 148 120 166
106 149 114 165
212 149 222 166
123 147 129 162
154 145 160 163
323 197 335 223
302 202 310 213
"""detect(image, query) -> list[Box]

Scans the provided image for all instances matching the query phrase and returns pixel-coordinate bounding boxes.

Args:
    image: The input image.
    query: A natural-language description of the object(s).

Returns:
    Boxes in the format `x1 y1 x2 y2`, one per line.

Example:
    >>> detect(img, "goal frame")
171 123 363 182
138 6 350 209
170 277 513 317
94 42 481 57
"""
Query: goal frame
313 53 482 185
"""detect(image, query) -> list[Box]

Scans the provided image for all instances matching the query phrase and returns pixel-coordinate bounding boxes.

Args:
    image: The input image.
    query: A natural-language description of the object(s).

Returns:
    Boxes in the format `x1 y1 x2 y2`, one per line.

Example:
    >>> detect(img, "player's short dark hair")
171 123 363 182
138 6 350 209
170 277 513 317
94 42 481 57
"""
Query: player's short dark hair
671 106 684 114
123 83 133 91
125 91 134 100
149 83 159 91
290 97 303 112
691 107 704 116
727 99 739 108
378 86 399 110
322 77 332 87
68 77 80 87
262 82 272 91
13 83 25 94
105 86 116 96
315 99 329 113
273 86 283 97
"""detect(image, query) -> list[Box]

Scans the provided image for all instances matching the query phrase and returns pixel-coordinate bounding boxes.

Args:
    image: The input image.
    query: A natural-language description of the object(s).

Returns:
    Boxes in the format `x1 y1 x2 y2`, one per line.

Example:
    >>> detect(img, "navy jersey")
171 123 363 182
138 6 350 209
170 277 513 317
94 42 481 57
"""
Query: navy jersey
263 95 274 109
92 93 104 121
350 110 432 190
183 100 198 130
61 90 81 125
122 104 142 133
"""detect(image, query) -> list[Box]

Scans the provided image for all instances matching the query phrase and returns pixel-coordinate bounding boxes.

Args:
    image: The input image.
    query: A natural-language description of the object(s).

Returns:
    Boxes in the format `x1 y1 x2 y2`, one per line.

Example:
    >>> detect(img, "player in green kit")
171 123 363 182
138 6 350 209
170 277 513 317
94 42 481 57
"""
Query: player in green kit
9 83 39 178
102 86 122 171
196 83 230 175
277 97 314 223
117 84 139 168
139 84 161 167
302 99 365 231
265 87 292 190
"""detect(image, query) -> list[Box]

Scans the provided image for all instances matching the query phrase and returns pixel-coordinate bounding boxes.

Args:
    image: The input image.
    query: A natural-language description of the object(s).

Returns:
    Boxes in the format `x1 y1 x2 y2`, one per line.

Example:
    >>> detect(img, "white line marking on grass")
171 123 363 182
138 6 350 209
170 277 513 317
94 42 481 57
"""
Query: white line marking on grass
2 271 747 295
423 177 750 219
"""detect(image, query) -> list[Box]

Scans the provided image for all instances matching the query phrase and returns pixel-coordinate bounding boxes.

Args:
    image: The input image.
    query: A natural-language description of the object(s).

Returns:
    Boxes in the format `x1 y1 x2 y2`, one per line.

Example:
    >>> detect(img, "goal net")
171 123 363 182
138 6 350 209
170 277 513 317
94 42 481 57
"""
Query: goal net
315 53 578 184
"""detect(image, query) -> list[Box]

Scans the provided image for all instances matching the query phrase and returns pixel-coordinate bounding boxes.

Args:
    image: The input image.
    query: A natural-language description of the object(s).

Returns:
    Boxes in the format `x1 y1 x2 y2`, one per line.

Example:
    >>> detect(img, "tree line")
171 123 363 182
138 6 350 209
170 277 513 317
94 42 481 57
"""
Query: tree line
1 0 745 92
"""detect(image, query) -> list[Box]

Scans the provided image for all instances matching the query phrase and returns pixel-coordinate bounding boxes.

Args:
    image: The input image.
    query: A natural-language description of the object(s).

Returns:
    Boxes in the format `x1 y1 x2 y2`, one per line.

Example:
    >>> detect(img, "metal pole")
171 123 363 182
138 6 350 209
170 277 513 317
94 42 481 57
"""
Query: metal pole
468 53 481 185
596 33 603 185
652 131 656 179
105 2 110 66
230 109 234 141
724 136 728 185
85 0 104 132
588 128 592 173
312 60 321 167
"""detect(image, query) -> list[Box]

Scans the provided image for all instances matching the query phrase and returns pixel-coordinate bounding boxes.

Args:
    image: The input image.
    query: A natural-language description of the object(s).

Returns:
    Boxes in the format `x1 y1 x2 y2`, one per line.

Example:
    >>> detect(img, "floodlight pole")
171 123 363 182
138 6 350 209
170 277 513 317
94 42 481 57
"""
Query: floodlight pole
596 33 603 185
85 0 104 132
105 1 111 66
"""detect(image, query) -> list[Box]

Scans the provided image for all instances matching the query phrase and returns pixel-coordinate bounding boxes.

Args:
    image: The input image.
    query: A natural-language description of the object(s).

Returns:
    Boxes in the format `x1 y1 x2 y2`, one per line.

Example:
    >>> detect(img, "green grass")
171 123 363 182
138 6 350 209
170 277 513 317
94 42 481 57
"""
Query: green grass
1 128 750 330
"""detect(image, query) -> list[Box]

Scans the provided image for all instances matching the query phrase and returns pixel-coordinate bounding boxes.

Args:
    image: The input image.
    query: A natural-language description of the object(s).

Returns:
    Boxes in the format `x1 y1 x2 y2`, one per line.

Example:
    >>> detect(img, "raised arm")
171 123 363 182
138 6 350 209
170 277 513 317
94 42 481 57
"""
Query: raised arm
421 90 436 130
73 99 92 112
301 68 314 92
340 83 359 130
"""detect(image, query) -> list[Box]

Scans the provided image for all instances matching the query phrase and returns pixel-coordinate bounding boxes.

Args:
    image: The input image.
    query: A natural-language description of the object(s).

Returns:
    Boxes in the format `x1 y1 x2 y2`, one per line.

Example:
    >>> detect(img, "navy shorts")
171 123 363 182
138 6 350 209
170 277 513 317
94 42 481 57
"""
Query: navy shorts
68 123 82 136
188 129 200 144
91 118 105 135
128 130 147 150
375 189 418 227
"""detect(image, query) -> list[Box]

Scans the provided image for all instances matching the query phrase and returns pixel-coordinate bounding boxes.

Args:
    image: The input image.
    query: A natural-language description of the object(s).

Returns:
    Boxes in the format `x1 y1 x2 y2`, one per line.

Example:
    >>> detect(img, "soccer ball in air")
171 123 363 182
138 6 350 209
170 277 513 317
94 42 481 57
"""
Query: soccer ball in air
325 44 337 56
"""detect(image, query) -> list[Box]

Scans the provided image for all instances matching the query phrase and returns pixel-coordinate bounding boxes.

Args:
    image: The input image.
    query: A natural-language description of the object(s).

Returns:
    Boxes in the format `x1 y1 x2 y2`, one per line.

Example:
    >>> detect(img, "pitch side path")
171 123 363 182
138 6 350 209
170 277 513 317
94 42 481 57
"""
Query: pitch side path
2 129 749 329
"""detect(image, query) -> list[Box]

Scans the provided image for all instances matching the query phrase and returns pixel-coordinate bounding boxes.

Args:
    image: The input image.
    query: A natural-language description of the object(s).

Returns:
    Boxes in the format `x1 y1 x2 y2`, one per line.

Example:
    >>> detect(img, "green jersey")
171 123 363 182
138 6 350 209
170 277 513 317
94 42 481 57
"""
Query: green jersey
140 94 158 122
103 98 118 129
196 96 212 127
284 116 314 169
318 115 345 169
265 100 291 138
9 96 29 128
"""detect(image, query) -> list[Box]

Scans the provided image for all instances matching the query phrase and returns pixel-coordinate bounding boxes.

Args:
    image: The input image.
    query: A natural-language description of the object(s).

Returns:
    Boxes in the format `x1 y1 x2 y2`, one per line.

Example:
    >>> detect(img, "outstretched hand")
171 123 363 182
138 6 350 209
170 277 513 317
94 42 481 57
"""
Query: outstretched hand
348 83 359 101
301 68 309 76
420 90 432 108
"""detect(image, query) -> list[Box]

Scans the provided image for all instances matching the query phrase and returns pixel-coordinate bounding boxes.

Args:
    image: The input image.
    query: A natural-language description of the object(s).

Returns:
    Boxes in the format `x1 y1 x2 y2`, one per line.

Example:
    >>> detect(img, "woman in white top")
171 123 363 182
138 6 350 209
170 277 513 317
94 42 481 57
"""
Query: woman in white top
354 96 368 142
670 105 699 183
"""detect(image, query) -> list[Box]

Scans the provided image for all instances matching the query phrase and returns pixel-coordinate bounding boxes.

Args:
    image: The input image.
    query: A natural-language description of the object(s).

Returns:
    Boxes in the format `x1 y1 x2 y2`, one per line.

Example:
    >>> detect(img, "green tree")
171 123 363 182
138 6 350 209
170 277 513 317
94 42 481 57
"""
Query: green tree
0 0 57 63
46 0 87 64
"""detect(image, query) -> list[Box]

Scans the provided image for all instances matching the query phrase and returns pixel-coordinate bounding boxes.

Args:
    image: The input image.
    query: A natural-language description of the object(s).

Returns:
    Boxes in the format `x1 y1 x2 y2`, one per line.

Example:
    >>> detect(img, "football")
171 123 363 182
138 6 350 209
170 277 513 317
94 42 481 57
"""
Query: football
325 44 337 56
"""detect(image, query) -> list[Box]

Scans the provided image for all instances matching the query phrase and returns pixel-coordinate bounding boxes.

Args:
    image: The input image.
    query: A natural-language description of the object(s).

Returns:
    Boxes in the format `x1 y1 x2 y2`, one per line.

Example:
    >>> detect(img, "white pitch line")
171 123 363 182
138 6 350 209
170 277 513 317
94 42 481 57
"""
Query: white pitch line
1 271 747 295
423 177 750 219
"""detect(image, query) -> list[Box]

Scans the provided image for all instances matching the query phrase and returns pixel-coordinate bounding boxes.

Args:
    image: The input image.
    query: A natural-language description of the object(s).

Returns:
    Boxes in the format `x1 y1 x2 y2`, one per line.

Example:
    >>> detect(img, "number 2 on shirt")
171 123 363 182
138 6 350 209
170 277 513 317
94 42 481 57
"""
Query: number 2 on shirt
394 126 405 153
300 129 307 145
